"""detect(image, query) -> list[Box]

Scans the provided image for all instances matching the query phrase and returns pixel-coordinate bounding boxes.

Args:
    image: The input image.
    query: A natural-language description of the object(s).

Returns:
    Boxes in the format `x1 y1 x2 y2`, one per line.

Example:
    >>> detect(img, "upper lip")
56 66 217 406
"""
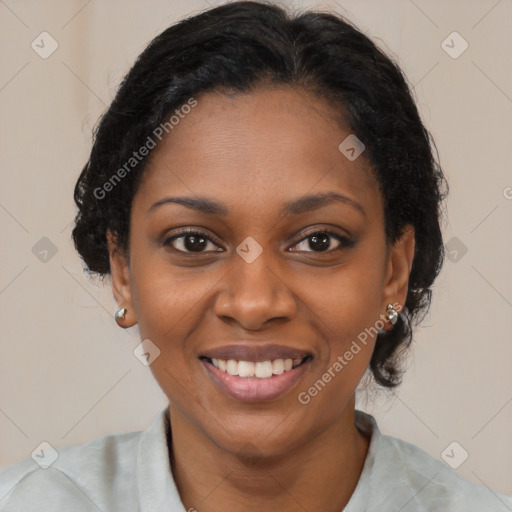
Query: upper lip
200 343 312 362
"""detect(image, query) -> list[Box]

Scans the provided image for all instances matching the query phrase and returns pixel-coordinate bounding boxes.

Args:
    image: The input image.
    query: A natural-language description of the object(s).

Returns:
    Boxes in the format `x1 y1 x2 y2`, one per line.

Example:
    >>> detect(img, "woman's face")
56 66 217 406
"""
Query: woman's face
109 85 414 457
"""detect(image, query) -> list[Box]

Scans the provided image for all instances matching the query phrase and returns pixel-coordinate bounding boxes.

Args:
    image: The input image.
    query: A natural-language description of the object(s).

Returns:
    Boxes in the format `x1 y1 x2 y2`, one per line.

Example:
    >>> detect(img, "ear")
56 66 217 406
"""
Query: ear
380 225 415 318
107 230 137 328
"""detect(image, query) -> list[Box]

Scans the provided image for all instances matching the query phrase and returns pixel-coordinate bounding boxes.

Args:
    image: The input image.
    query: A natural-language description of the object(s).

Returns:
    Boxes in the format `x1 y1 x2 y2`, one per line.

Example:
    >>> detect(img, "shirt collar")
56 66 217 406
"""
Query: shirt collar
342 410 381 511
138 405 186 512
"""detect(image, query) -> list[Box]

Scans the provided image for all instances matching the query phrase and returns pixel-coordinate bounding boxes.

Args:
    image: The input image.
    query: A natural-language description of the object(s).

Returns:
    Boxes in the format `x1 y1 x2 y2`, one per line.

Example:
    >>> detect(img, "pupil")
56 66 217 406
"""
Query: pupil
185 234 207 252
310 233 330 251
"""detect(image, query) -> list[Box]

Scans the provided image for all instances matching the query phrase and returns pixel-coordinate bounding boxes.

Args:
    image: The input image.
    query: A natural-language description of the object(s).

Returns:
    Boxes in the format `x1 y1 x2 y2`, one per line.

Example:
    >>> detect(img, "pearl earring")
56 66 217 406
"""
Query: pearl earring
385 303 398 325
114 308 127 322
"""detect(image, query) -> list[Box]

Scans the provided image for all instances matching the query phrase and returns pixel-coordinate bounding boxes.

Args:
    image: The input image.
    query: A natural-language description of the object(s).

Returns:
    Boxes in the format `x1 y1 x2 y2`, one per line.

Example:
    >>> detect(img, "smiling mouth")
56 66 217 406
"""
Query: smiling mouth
200 356 312 379
200 354 312 402
199 342 314 402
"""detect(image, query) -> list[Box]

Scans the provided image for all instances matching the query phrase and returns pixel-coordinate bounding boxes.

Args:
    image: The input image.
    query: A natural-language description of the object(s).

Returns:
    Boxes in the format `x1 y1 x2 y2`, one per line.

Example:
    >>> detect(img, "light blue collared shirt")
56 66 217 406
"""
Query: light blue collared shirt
1 408 511 511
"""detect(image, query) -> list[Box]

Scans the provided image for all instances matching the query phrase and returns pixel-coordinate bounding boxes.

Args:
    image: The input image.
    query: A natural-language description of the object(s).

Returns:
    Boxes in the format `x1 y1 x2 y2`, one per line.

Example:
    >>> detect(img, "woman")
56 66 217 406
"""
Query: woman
1 1 510 510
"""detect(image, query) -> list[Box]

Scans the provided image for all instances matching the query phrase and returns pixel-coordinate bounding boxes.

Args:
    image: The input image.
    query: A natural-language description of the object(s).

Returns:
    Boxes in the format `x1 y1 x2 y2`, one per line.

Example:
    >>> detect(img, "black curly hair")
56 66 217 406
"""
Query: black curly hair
72 0 447 388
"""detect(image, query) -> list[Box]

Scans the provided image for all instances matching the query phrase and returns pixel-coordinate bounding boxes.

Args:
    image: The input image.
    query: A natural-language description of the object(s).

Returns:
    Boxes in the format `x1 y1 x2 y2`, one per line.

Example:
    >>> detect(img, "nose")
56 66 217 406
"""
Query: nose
213 250 297 331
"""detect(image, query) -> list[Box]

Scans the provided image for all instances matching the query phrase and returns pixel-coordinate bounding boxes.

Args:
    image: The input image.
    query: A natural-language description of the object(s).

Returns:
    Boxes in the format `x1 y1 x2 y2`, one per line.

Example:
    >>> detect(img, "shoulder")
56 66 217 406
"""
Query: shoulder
353 411 512 511
379 429 512 510
0 429 142 512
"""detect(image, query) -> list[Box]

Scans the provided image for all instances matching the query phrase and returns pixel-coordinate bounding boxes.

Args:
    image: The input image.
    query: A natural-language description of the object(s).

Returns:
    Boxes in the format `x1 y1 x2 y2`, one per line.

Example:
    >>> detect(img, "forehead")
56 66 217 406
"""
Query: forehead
136 86 380 216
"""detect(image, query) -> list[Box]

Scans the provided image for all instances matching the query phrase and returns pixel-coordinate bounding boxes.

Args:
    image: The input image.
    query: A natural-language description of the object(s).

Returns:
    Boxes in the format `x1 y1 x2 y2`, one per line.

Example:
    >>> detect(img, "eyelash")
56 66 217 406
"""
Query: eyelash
162 228 353 255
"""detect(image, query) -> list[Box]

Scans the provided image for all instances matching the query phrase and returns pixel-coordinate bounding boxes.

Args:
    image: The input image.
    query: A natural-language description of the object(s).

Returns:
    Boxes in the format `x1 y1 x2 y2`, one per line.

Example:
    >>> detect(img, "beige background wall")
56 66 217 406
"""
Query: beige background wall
1 0 511 496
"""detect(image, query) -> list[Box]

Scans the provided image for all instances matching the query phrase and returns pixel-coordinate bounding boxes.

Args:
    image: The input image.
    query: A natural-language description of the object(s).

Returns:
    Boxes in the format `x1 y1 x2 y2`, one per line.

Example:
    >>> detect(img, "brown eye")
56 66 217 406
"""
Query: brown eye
163 230 222 253
291 230 353 253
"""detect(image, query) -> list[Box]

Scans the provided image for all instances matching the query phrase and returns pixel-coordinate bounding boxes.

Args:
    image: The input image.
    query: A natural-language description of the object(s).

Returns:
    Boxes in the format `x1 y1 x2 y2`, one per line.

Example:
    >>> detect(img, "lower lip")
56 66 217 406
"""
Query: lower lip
201 358 311 403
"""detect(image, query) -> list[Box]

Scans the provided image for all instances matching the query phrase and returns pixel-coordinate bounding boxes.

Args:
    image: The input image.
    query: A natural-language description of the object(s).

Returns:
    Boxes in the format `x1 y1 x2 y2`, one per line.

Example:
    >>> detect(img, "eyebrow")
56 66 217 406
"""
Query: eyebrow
148 191 365 217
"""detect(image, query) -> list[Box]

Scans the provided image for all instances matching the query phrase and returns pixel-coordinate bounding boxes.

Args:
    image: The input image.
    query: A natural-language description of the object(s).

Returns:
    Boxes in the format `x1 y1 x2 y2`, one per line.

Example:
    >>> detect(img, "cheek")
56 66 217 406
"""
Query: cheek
293 272 381 416
304 253 386 336
131 263 210 348
128 250 231 400
296 248 385 386
129 265 207 405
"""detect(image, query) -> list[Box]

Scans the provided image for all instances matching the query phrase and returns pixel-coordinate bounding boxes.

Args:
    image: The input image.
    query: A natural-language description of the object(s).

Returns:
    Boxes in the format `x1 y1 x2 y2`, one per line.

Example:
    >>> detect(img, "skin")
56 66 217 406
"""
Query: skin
107 85 415 511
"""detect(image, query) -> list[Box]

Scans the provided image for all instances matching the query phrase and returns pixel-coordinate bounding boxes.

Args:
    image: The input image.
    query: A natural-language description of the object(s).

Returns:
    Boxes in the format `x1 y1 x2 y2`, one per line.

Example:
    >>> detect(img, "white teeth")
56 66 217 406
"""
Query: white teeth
226 359 238 376
272 359 284 375
255 361 273 378
207 357 306 378
238 361 255 377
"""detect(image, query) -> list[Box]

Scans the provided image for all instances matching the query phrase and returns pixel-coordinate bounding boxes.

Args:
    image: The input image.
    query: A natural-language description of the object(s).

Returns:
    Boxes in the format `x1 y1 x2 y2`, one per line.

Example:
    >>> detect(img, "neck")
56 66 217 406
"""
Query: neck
168 397 370 512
